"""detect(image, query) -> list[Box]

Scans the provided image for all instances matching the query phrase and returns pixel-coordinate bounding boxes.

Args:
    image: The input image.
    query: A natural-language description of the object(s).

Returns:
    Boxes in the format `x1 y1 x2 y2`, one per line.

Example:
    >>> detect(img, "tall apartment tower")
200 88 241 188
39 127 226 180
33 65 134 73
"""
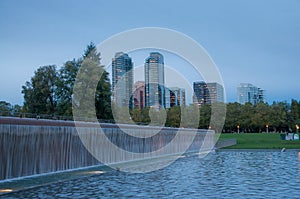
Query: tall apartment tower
169 87 186 107
237 83 265 105
165 87 186 108
193 81 210 105
112 52 133 108
193 81 224 105
206 82 224 103
144 52 165 108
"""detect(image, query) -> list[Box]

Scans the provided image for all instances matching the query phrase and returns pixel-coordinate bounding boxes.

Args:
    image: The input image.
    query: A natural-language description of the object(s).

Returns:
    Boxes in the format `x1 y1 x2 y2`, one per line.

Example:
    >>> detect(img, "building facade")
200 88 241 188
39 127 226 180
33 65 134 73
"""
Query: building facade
193 81 209 105
169 87 186 107
207 83 224 103
112 52 133 108
144 52 165 108
165 87 186 108
133 81 145 109
237 83 265 105
193 81 224 105
165 87 171 108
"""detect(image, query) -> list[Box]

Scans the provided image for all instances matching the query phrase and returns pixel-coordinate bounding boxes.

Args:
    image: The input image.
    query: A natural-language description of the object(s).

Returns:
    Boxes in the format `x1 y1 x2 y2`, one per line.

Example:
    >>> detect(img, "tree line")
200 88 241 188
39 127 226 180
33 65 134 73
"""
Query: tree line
129 101 300 133
1 43 300 133
224 101 300 133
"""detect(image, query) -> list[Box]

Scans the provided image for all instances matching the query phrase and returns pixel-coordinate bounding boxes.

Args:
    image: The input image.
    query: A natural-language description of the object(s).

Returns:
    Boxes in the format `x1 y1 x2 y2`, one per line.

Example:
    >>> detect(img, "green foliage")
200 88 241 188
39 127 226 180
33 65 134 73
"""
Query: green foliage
130 108 143 124
0 101 12 116
22 65 58 115
73 58 102 119
224 102 242 132
0 101 23 117
56 59 80 116
269 102 288 131
95 68 112 120
290 99 299 126
139 108 151 124
199 104 211 129
11 104 22 116
223 100 300 133
130 105 199 128
181 104 200 128
165 106 181 127
72 42 113 120
22 42 112 120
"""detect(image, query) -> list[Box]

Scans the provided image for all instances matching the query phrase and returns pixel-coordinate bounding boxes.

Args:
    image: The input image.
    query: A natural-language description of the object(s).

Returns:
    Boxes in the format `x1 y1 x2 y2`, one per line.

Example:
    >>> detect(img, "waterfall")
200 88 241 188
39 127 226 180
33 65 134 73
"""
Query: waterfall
0 117 215 180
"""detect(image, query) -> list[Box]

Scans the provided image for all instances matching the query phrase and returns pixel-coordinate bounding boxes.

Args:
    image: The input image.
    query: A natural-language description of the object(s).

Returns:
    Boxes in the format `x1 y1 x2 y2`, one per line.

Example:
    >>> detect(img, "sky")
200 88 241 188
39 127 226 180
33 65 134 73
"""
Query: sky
1 0 300 105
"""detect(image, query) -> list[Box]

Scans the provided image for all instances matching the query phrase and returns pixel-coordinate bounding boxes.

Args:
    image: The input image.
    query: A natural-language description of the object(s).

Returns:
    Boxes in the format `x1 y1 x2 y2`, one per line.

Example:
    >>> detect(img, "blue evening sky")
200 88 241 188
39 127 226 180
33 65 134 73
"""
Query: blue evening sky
1 0 299 105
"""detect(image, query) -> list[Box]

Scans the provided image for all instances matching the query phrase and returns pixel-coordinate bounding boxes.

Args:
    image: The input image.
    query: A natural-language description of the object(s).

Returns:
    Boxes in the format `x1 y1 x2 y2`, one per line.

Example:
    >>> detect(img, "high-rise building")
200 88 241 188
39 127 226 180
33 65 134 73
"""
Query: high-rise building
144 52 165 108
165 87 186 108
112 52 133 108
193 81 224 105
207 83 224 103
237 83 265 105
193 81 209 105
165 87 171 108
169 87 186 107
258 89 265 103
133 81 145 109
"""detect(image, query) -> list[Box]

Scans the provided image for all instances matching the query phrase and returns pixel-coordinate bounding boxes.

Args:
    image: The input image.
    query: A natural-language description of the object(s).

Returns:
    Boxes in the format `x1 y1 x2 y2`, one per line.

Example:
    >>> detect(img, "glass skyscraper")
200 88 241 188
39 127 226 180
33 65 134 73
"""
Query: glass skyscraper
193 81 210 105
112 52 133 109
168 87 186 107
144 52 165 108
237 83 264 105
207 83 224 103
193 81 224 105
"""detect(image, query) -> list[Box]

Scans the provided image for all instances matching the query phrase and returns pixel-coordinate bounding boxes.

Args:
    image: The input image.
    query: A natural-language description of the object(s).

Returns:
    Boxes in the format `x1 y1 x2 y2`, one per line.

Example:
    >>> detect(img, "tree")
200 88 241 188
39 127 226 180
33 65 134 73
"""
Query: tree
210 102 227 133
252 102 271 132
0 101 12 116
224 103 242 133
86 43 112 120
11 104 22 116
199 104 211 129
140 108 151 124
22 65 58 115
289 99 299 130
56 59 80 116
165 106 181 127
269 102 288 132
181 104 200 128
130 108 143 124
95 68 112 120
239 102 255 132
72 42 112 120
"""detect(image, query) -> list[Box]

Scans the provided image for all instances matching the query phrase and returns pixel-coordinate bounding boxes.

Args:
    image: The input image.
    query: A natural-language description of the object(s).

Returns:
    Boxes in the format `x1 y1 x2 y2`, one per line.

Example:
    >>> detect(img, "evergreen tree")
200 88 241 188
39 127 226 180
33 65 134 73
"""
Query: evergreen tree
73 42 112 120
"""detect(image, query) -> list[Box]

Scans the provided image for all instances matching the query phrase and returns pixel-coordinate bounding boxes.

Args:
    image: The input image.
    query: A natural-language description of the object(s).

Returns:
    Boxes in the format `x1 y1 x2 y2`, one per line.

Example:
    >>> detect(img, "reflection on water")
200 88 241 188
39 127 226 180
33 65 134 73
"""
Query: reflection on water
0 189 13 193
1 150 300 199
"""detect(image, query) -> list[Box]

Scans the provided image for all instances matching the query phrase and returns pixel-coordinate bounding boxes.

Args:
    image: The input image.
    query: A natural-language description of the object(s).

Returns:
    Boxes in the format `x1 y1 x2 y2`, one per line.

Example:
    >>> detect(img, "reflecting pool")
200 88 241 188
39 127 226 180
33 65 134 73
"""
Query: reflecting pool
1 150 300 198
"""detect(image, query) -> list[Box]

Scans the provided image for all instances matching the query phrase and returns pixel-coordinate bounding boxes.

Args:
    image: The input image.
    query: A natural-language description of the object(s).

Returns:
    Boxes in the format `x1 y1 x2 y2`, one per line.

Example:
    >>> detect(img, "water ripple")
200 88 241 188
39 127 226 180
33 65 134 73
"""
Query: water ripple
2 150 300 199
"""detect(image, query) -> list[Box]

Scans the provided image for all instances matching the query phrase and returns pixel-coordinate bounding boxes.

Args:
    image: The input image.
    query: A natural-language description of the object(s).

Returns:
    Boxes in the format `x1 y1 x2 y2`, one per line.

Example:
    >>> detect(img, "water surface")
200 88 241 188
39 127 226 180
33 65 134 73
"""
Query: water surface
2 150 300 198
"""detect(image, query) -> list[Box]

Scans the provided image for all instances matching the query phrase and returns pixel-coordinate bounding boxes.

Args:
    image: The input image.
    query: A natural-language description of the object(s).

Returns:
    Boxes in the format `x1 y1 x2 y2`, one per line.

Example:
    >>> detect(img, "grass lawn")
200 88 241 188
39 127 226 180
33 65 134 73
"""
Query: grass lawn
219 133 300 149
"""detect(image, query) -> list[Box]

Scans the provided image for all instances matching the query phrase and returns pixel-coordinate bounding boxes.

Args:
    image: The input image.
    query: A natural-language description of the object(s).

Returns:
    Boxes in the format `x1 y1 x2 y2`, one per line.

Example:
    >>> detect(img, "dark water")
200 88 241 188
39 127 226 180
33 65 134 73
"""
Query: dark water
2 150 300 199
